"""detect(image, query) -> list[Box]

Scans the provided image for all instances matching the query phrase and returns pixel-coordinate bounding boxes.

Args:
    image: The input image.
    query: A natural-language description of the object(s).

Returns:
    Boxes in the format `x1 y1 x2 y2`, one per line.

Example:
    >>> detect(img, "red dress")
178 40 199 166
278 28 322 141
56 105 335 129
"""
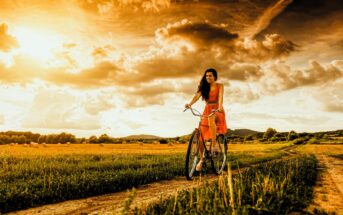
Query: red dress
200 83 228 140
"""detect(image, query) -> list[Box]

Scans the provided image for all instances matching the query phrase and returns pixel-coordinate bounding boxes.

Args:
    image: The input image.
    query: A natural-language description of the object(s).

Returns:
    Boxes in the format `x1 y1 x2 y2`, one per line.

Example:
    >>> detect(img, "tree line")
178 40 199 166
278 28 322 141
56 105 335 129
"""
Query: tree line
227 128 343 144
0 129 342 145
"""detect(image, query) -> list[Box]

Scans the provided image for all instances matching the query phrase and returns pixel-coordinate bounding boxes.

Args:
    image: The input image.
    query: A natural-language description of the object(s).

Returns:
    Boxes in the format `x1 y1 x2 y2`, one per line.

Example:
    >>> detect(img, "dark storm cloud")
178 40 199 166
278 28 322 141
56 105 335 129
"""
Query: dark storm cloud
258 0 343 42
249 0 293 37
0 23 18 52
131 20 296 84
162 21 239 46
156 20 296 61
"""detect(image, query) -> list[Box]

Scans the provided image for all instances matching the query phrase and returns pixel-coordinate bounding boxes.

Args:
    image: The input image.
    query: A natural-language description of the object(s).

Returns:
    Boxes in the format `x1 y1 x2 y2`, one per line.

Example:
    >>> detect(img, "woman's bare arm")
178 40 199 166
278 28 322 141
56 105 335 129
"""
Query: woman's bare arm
185 92 201 108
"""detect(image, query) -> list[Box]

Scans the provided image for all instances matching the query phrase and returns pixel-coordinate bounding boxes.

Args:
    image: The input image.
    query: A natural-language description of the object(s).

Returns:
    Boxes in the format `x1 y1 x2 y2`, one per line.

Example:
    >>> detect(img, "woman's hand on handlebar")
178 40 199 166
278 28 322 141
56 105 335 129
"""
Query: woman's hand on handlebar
185 104 191 109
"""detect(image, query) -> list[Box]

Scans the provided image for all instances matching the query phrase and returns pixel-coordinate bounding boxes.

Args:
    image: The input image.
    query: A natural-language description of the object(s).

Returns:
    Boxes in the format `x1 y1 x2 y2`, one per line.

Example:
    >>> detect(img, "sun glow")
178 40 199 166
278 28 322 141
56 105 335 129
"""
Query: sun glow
13 27 63 63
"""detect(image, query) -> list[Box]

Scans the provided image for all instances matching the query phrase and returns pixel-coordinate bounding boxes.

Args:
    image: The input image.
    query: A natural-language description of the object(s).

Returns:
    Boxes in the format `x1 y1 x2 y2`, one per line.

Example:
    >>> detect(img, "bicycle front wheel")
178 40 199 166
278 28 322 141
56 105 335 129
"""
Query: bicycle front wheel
211 134 228 174
185 129 200 180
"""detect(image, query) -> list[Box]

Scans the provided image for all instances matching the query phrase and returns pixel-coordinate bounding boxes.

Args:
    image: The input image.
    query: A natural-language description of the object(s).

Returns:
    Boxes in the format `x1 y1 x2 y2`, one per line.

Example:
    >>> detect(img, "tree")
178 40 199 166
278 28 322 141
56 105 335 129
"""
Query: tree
287 130 298 141
89 136 98 144
263 128 277 140
18 135 27 144
39 135 47 143
98 134 112 143
11 135 19 144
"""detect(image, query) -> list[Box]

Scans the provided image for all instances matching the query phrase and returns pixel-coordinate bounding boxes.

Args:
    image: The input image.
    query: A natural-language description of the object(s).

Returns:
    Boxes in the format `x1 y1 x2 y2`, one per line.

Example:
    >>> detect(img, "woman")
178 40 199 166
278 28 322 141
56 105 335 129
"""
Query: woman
185 68 228 171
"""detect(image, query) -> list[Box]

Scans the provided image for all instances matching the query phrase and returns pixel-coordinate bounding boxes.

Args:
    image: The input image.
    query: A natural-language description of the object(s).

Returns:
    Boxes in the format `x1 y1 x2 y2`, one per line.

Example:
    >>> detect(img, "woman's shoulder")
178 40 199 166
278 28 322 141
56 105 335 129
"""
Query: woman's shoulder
217 83 224 88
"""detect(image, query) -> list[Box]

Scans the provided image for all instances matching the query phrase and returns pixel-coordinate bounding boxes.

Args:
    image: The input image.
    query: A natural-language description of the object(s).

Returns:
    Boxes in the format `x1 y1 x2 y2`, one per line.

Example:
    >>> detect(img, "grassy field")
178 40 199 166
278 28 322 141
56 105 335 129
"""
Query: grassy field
295 144 343 156
0 143 290 156
132 155 318 214
0 143 291 213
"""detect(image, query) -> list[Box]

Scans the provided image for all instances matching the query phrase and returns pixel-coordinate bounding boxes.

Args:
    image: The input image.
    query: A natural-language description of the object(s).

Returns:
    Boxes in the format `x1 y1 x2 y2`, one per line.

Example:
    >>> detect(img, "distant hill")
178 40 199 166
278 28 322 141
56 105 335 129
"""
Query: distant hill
123 134 162 140
227 129 261 136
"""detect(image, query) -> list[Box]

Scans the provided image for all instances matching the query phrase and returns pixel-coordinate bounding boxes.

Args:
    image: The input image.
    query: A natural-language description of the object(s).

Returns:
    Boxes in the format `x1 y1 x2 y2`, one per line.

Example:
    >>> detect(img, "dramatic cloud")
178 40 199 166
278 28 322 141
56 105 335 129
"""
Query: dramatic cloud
258 0 343 43
157 20 239 47
1 0 342 135
248 0 293 37
0 23 18 52
223 63 263 81
22 88 101 130
155 20 296 62
261 60 343 94
129 20 297 85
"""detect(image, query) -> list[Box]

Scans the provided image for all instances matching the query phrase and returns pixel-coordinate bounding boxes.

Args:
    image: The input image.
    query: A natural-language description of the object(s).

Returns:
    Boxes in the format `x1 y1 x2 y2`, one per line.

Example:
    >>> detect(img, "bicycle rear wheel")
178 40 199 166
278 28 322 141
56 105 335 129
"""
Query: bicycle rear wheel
211 134 228 174
185 129 200 180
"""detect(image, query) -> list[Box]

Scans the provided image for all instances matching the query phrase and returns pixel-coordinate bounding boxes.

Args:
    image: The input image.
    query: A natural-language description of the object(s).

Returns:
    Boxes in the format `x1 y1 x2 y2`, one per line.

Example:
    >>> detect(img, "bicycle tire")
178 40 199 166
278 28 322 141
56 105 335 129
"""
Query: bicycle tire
211 134 228 174
185 129 200 180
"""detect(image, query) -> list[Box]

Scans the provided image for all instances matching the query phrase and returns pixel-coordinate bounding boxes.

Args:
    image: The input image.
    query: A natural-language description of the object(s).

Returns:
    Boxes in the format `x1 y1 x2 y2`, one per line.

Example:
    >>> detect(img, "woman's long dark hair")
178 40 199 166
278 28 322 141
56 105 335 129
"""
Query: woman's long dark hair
197 68 217 101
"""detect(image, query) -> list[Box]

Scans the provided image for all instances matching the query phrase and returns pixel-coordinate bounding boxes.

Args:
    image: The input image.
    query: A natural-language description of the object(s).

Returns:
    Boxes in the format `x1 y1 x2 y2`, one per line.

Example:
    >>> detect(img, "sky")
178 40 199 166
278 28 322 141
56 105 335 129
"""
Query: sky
0 0 342 138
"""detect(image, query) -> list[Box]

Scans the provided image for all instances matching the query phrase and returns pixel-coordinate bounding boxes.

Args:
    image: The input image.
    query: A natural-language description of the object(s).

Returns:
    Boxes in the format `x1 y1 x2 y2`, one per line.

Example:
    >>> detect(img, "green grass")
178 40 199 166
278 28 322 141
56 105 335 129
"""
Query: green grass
132 155 317 214
0 149 288 213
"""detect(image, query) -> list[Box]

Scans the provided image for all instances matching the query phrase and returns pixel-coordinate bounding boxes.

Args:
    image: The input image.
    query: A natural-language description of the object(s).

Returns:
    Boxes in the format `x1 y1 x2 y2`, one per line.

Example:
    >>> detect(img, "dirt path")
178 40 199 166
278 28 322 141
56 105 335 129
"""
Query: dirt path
306 154 343 214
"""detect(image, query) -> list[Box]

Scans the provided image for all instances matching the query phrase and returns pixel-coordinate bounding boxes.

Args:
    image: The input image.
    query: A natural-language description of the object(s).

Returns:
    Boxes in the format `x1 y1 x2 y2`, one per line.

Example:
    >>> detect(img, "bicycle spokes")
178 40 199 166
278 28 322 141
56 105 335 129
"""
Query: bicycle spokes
211 134 227 174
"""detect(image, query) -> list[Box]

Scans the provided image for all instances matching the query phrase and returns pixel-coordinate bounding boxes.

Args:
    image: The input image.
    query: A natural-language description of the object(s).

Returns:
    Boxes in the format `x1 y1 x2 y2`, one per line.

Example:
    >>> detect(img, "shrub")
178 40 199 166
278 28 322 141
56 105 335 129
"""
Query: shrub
244 135 254 142
307 138 319 144
159 139 168 144
293 138 306 145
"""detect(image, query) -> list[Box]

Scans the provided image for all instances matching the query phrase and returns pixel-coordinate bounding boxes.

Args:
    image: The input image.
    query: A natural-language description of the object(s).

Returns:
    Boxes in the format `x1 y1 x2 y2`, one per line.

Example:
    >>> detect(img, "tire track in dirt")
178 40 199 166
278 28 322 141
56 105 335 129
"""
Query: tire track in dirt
8 145 298 215
306 154 343 214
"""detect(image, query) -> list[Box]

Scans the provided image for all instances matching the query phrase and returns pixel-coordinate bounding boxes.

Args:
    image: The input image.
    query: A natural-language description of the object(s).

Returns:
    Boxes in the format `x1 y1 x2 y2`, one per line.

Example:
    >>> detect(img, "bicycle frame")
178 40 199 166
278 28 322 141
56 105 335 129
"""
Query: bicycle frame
184 107 220 158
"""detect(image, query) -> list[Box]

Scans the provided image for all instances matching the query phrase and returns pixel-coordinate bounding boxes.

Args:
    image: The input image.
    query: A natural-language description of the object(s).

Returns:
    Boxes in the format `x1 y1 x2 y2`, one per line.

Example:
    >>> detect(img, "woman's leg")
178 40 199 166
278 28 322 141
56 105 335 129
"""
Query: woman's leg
196 135 205 171
209 115 217 149
198 138 204 160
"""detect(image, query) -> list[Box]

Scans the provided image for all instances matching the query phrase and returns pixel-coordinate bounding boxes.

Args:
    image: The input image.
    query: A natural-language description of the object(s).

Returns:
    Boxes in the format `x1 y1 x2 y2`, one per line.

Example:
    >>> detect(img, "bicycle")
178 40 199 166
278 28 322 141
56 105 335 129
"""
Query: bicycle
184 107 228 180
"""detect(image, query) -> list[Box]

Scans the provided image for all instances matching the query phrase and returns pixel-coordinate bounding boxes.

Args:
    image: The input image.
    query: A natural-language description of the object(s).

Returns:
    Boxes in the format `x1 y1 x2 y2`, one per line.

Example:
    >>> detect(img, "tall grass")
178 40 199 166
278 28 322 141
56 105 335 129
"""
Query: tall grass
133 155 317 214
0 154 184 213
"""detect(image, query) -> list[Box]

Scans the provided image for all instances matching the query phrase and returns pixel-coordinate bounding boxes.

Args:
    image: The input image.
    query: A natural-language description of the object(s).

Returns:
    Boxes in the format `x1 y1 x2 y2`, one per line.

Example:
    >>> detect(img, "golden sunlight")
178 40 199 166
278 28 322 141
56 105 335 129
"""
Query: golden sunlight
13 27 63 63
